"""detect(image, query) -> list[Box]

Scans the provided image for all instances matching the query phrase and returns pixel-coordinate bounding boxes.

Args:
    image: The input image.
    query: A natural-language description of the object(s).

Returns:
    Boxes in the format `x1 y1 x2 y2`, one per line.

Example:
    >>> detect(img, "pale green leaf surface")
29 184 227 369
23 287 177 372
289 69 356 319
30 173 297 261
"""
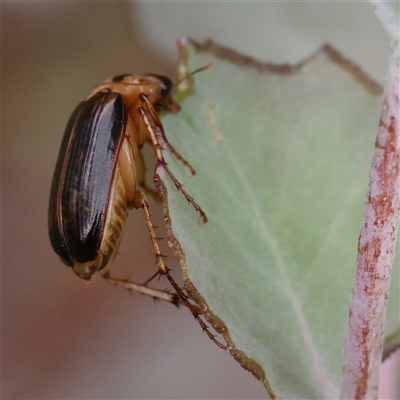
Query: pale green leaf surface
160 43 399 398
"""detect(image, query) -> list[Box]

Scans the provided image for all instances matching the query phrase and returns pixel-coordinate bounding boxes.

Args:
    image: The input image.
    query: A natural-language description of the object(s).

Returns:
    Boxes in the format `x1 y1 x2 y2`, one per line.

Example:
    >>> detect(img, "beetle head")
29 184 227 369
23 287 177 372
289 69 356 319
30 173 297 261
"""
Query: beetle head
147 74 181 114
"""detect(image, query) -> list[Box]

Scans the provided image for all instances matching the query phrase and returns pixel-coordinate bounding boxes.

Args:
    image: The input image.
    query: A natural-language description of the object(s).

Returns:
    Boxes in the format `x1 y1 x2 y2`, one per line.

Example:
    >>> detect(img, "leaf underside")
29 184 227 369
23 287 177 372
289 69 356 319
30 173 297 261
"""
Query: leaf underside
160 40 399 399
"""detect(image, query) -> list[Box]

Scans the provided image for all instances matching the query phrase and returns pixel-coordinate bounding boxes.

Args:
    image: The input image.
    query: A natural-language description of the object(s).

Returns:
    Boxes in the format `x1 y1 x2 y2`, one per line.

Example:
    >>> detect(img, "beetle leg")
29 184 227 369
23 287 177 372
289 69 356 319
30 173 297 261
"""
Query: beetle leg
163 271 228 350
138 104 207 223
137 150 161 201
133 189 170 274
131 189 225 349
139 94 196 176
101 270 182 306
101 272 227 348
165 141 196 176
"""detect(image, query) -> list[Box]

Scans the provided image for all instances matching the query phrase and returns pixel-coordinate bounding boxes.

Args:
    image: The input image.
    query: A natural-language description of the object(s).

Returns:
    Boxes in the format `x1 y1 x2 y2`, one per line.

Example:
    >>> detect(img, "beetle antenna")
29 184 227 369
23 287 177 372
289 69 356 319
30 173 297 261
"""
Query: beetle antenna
174 62 212 87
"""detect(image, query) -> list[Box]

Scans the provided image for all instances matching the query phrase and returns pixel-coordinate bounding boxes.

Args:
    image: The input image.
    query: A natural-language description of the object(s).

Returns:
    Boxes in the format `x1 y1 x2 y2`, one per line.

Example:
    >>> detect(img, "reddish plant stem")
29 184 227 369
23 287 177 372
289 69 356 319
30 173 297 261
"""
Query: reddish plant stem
340 46 399 399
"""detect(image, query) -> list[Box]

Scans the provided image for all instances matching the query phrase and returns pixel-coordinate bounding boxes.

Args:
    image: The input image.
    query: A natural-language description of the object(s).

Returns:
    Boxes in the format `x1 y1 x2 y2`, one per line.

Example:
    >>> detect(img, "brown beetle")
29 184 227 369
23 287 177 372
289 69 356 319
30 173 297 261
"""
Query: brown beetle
48 66 226 349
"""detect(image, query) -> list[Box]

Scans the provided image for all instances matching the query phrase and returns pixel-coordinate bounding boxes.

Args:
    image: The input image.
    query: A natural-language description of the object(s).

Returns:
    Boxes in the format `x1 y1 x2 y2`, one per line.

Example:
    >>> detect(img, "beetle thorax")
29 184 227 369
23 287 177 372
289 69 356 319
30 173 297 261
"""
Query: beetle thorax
98 75 166 107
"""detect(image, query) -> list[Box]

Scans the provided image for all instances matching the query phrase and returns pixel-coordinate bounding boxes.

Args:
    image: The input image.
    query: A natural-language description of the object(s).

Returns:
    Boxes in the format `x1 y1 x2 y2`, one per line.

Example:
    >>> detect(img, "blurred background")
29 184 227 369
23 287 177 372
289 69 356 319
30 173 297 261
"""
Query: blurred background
3 2 398 399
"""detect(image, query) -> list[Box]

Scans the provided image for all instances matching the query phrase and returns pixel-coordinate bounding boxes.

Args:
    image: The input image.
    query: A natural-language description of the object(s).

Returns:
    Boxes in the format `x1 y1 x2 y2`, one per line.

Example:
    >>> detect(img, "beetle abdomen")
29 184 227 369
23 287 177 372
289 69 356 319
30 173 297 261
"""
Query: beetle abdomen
49 91 126 275
99 169 129 267
71 168 129 279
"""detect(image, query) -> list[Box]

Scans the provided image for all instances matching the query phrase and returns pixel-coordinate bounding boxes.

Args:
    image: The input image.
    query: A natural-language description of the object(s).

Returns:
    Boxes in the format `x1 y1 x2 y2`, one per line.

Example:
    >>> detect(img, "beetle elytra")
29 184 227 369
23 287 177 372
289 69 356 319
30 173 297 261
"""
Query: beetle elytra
48 65 226 349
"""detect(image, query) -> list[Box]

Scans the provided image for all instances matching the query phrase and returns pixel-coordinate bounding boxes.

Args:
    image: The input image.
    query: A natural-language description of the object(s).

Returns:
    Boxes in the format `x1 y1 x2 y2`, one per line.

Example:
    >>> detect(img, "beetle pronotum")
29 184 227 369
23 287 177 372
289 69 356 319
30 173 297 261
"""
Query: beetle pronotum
48 65 226 349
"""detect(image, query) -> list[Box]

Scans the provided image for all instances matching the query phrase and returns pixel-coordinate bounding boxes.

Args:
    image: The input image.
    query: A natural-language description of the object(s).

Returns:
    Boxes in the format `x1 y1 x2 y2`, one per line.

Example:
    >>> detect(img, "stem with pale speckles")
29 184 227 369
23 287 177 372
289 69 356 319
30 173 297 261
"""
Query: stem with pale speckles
340 43 399 399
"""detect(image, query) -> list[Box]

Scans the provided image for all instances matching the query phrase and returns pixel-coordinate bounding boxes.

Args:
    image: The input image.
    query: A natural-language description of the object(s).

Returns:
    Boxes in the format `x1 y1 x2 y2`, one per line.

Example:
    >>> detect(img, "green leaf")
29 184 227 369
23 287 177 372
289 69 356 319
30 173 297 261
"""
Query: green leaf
160 40 398 399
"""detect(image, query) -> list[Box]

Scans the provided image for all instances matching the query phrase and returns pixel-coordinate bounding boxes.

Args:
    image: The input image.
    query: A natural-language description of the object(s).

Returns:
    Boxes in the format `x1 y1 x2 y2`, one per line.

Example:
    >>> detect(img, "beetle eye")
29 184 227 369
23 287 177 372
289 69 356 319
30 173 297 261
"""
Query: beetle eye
146 74 173 96
148 75 172 97
112 74 130 83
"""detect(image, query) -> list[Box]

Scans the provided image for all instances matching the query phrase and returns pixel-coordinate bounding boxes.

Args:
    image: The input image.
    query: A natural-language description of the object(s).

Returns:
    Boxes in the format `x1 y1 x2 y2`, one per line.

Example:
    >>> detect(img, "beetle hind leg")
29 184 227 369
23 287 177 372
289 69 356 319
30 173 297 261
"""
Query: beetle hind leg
102 268 227 349
101 270 181 306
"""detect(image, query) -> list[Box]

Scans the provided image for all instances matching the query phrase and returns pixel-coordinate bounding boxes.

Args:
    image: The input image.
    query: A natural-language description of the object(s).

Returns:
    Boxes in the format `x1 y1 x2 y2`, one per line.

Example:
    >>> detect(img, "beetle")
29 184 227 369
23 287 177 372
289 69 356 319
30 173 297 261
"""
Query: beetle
48 67 226 349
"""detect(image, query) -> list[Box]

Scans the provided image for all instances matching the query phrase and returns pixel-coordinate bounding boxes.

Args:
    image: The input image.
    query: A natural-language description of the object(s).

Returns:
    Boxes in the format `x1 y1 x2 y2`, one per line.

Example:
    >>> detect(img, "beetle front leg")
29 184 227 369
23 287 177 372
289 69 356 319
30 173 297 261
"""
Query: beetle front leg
138 94 196 176
137 104 207 223
139 94 196 176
